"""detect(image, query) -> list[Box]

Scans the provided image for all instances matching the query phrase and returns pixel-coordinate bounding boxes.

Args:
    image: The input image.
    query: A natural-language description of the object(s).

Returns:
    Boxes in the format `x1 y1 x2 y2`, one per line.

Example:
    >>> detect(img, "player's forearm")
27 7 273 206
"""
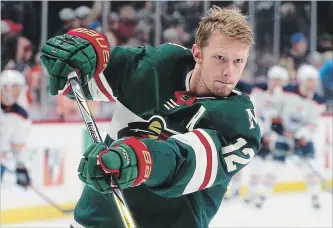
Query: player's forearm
140 139 181 188
140 129 226 197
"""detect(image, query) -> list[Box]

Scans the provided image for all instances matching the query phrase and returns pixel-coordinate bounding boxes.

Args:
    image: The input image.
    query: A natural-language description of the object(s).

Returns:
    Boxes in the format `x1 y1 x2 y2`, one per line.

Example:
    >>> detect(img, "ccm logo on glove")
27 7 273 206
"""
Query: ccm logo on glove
67 28 110 76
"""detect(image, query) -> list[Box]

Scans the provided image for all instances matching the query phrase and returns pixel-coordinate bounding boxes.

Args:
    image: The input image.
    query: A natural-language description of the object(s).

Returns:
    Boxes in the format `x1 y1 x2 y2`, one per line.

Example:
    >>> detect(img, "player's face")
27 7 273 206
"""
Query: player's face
268 78 285 91
192 33 250 97
1 84 21 106
301 79 317 93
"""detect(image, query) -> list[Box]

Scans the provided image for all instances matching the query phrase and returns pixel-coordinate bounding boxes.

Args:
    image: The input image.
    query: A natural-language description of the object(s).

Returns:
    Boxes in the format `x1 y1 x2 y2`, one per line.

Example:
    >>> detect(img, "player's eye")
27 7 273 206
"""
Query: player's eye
234 59 243 64
215 55 226 61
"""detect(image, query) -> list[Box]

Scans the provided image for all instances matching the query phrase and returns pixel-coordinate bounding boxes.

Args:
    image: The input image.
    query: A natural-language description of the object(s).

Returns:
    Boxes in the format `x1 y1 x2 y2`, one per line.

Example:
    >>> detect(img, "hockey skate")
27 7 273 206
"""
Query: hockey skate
254 195 266 209
312 195 321 209
243 192 254 204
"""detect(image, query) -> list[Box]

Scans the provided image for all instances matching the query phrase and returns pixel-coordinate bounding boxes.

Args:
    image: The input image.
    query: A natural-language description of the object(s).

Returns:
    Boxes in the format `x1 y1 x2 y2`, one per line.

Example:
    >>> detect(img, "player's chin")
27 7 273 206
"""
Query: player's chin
1 99 15 106
213 83 233 97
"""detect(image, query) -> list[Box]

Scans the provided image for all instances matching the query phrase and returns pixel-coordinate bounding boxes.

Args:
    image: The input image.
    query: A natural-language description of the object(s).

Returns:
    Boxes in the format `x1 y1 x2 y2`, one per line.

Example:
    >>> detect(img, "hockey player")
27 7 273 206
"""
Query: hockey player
0 70 31 188
39 6 261 228
279 64 326 208
244 65 289 208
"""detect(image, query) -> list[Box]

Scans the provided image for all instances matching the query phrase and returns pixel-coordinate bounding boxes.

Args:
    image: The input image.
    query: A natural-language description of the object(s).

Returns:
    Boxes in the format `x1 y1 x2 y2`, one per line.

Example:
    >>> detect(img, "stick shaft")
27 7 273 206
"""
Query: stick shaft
68 72 137 228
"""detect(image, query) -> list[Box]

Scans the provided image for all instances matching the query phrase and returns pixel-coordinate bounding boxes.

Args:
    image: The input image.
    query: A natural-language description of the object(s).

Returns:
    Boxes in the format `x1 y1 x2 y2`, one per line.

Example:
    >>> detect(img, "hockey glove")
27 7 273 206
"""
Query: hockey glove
295 138 308 148
40 28 110 96
78 136 152 193
16 167 31 189
261 135 271 150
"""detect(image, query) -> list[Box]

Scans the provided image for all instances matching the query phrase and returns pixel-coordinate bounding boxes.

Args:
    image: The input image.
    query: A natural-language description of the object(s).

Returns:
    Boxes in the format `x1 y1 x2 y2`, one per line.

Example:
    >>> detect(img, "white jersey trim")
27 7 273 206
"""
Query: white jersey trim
185 70 193 91
88 72 116 102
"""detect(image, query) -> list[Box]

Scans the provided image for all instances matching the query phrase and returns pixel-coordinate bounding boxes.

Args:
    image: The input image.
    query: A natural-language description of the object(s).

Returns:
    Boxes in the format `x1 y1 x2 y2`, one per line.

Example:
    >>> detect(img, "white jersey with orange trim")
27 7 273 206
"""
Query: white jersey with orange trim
281 85 326 141
250 83 285 137
0 70 31 164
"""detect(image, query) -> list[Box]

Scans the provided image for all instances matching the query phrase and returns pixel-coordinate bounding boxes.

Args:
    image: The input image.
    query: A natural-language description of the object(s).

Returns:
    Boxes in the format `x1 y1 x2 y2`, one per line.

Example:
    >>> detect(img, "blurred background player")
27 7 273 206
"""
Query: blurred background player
244 65 289 208
254 64 326 209
281 64 326 208
0 70 31 188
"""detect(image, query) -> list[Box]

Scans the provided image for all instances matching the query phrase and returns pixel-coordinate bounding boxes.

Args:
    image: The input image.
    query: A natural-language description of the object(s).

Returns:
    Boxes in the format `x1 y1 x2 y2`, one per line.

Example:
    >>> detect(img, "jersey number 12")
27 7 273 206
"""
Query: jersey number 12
221 138 255 172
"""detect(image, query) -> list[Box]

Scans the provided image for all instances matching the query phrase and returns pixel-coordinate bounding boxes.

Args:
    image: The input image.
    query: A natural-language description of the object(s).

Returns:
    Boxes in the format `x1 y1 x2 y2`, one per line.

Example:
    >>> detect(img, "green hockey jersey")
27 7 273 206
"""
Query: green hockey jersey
73 43 261 228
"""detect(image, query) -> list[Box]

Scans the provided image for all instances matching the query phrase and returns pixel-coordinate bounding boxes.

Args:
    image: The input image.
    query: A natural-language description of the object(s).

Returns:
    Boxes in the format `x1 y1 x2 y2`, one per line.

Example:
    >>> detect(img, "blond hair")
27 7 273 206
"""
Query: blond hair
195 5 254 47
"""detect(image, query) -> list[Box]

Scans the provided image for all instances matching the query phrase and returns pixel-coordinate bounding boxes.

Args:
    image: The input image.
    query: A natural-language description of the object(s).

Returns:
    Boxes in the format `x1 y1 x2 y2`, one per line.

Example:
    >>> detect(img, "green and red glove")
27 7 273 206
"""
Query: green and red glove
40 28 110 96
78 135 153 193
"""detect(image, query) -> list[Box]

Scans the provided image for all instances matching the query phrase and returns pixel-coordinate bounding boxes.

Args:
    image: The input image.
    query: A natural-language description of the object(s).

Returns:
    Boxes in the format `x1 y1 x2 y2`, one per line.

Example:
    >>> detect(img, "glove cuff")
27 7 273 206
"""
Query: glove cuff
122 137 153 186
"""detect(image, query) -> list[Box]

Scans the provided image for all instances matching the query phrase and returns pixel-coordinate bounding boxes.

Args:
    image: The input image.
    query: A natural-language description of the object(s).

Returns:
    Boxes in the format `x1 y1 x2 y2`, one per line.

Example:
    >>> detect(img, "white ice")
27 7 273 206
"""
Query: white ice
2 192 332 228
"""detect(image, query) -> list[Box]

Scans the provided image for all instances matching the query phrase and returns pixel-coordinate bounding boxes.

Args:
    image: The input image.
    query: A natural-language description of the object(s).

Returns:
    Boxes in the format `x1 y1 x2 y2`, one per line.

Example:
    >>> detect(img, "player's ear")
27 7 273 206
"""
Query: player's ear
192 44 203 64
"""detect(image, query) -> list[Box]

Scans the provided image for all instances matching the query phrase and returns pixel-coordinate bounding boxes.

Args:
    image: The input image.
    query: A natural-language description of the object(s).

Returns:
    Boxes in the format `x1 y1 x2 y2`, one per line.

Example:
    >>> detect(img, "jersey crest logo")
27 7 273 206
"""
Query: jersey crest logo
118 115 180 140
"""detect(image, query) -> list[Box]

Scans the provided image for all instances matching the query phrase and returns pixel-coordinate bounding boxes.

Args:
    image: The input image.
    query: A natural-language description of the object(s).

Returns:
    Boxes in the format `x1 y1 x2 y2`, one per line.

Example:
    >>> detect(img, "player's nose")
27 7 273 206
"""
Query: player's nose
222 63 234 78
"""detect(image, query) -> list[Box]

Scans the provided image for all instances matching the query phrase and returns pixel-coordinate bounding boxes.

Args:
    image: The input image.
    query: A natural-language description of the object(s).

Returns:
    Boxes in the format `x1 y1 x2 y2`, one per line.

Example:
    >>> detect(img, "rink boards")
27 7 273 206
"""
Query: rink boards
1 115 332 225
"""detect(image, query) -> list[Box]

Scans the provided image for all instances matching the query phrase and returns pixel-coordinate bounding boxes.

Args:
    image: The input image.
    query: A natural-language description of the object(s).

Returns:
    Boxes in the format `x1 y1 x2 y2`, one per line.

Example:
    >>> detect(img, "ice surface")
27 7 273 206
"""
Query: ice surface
2 193 332 228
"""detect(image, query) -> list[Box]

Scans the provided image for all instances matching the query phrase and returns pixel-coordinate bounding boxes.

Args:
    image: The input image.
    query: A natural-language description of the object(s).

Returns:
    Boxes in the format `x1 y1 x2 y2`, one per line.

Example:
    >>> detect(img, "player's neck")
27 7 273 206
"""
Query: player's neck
299 86 314 98
1 102 14 110
268 86 281 95
190 66 210 96
267 87 275 94
1 100 15 107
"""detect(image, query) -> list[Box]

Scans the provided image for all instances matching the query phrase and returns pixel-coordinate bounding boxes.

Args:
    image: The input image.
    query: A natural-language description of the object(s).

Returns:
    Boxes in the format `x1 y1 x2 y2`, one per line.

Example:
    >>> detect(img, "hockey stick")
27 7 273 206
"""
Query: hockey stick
1 165 74 213
302 158 333 195
30 185 75 213
68 71 137 228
